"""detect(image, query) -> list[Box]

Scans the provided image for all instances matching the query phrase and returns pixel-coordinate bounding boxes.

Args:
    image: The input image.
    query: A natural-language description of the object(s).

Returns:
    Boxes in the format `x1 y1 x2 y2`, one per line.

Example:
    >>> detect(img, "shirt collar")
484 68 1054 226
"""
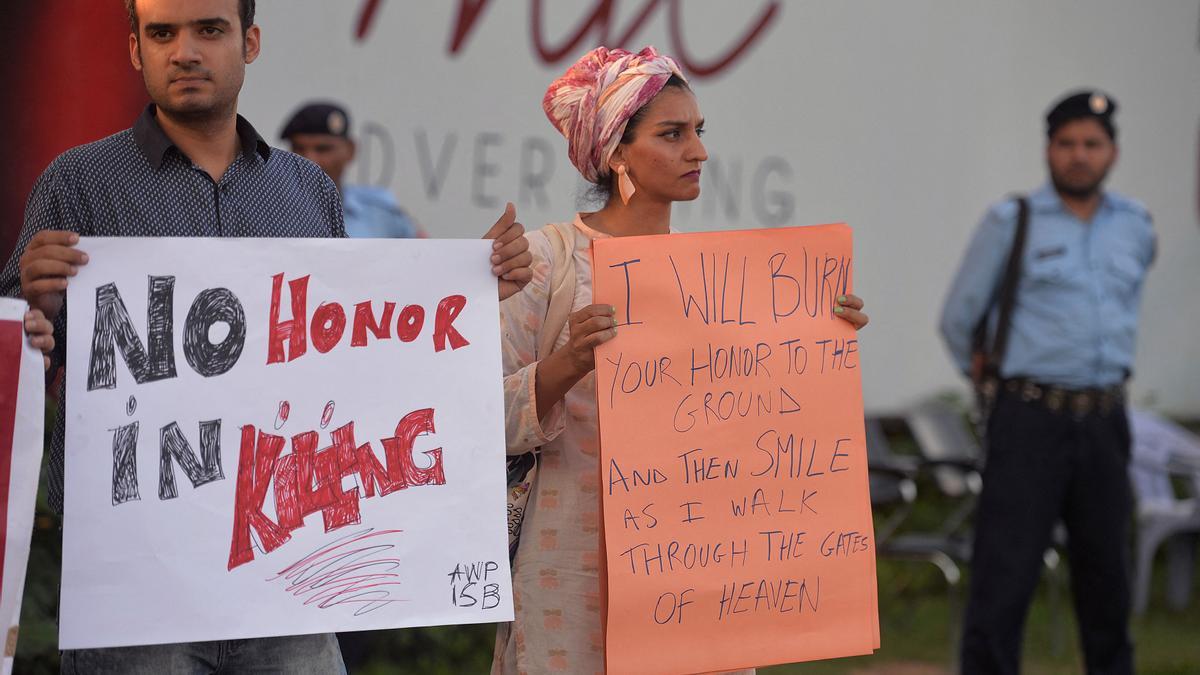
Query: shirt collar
1030 181 1113 215
132 103 272 170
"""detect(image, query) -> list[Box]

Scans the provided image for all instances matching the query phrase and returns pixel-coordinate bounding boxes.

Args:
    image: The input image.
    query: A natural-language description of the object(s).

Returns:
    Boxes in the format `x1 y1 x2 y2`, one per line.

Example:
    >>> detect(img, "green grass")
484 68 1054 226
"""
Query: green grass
762 554 1200 674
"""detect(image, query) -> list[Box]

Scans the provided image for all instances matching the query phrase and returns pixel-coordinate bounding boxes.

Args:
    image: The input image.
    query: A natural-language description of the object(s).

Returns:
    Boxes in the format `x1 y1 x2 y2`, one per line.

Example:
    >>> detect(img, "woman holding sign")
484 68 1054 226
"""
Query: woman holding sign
495 46 869 674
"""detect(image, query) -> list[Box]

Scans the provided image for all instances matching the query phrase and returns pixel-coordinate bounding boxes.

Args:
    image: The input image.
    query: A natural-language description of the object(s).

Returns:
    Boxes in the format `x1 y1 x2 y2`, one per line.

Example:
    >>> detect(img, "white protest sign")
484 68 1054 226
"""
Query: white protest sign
62 238 512 649
0 298 45 673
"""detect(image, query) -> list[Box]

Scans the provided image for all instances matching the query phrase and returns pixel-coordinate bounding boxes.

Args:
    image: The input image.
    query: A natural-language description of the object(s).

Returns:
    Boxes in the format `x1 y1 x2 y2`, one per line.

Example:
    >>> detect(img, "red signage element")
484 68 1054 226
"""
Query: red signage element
228 409 447 570
355 0 781 79
0 321 21 600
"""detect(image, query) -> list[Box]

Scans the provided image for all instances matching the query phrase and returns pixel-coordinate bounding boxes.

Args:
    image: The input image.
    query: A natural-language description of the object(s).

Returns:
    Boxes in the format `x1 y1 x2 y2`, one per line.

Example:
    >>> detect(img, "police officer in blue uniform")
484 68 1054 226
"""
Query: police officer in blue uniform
281 101 423 238
941 90 1153 674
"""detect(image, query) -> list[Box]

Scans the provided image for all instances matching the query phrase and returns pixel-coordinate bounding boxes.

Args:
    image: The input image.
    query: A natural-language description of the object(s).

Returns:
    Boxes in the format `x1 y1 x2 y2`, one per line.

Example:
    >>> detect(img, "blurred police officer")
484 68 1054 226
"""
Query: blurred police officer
940 90 1154 674
281 101 424 238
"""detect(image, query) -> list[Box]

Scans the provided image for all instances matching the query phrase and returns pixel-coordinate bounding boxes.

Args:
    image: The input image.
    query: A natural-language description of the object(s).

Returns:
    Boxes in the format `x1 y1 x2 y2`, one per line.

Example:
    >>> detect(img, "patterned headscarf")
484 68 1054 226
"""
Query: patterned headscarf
543 46 686 184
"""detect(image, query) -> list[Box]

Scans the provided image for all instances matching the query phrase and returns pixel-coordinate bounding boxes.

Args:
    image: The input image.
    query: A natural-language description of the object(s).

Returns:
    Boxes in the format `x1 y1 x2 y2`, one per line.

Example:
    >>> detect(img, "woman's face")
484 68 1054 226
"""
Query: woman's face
612 86 708 203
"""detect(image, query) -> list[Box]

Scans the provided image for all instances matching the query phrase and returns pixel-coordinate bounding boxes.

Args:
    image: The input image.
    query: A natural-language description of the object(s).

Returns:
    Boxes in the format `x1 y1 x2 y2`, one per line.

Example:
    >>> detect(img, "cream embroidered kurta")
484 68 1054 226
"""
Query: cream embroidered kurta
493 215 606 674
492 216 752 675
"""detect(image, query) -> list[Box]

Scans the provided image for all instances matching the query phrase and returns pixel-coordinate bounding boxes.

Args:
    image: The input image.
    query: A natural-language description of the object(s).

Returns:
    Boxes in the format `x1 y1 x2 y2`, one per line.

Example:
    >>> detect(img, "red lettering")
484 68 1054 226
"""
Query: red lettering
267 273 309 364
665 0 779 77
331 422 405 498
272 449 302 532
396 305 425 342
433 295 470 352
228 426 291 570
292 429 362 532
313 436 362 531
382 408 446 486
267 276 460 356
311 303 347 354
447 0 493 52
227 411 445 569
292 431 344 528
275 428 367 533
351 301 396 346
356 0 781 80
355 0 385 39
530 0 634 63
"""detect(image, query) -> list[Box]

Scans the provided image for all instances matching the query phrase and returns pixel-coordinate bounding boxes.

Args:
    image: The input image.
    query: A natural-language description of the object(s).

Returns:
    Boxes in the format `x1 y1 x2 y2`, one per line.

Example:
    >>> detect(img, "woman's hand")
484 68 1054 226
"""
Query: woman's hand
534 304 617 421
834 294 869 330
24 308 55 371
560 304 618 378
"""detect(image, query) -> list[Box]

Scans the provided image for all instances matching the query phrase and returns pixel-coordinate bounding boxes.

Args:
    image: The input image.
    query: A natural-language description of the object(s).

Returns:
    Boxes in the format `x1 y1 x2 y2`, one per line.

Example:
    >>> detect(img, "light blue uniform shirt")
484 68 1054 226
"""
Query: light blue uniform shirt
342 184 421 238
939 183 1155 389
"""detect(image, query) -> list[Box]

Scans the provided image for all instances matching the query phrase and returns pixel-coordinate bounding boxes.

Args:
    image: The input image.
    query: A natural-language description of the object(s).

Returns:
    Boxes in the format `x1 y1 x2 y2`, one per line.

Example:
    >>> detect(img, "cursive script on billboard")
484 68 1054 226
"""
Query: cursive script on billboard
355 0 780 78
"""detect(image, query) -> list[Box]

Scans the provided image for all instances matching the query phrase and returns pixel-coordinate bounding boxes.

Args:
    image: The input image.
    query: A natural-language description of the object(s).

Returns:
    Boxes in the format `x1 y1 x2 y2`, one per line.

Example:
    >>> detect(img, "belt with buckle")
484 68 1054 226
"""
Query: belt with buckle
999 378 1124 418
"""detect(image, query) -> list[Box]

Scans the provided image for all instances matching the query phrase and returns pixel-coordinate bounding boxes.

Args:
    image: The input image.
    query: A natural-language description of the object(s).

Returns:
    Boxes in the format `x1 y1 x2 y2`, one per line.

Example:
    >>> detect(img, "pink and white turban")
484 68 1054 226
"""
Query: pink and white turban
543 46 686 184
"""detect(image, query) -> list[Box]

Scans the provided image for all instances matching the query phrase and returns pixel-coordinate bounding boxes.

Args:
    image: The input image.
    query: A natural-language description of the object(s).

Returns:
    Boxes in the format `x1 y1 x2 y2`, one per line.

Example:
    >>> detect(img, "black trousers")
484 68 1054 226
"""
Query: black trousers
961 391 1134 675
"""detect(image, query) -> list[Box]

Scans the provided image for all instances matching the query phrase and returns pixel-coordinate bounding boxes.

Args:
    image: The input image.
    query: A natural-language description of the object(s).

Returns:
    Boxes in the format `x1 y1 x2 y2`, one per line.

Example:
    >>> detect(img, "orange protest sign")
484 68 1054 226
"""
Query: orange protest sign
592 224 879 674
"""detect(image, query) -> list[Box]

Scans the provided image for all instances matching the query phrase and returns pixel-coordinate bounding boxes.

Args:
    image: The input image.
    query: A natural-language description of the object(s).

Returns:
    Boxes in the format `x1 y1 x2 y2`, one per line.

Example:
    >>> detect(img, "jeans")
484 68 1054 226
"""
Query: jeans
61 633 346 674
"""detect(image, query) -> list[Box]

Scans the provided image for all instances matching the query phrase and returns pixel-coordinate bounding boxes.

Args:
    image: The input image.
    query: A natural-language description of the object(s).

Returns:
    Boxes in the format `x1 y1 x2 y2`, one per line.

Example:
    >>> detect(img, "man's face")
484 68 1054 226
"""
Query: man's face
288 134 356 186
1046 118 1117 199
128 0 260 122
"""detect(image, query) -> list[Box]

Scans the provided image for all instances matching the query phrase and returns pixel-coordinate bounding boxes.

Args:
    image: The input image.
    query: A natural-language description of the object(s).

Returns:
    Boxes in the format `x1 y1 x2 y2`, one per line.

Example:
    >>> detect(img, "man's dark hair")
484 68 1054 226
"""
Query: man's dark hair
125 0 257 36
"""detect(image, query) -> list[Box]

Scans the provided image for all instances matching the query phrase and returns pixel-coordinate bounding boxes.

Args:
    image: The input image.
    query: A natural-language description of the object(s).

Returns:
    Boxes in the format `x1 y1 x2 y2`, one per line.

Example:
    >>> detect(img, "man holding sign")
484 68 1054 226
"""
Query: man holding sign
0 0 530 670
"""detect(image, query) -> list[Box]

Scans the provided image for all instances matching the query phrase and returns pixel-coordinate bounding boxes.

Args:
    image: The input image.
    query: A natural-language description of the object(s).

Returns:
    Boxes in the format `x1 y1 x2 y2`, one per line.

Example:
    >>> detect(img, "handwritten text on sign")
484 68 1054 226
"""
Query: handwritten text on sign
63 238 511 650
593 225 878 674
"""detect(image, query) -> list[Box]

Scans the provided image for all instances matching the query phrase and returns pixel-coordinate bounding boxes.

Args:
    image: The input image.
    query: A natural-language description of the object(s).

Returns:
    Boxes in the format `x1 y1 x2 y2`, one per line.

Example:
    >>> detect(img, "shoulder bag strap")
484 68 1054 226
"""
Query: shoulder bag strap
537 222 578 360
982 195 1030 376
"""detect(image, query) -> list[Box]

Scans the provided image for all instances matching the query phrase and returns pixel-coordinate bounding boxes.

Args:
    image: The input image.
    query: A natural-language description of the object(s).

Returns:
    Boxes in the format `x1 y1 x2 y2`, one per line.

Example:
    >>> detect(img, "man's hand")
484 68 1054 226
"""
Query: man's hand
24 308 55 371
483 202 533 301
18 230 88 322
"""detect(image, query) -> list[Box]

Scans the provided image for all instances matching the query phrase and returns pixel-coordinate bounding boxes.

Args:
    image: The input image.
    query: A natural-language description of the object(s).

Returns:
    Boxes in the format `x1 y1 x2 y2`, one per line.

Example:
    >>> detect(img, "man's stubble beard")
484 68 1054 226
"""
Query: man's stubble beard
155 94 238 125
1051 166 1110 200
139 44 243 126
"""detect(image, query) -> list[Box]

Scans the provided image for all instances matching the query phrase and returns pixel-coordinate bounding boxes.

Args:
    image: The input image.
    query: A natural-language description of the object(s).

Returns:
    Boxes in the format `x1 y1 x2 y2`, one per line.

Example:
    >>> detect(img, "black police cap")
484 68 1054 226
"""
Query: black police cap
1045 90 1117 139
279 102 351 139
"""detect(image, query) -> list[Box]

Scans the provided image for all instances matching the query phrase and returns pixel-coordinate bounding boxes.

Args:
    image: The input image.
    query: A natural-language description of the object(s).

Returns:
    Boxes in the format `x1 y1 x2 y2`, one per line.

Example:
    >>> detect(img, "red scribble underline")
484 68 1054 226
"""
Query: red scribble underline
267 528 409 616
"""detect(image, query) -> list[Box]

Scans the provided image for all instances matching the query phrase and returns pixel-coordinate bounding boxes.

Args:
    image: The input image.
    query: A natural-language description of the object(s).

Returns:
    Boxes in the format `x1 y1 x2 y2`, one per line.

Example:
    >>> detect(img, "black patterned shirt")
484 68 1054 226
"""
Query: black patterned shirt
0 104 346 513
